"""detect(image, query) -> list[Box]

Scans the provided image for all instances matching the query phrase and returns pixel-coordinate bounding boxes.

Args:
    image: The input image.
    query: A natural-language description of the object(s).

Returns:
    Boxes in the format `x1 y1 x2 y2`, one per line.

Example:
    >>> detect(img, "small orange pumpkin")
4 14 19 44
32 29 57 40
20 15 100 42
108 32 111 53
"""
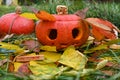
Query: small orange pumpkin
35 5 90 50
0 6 35 35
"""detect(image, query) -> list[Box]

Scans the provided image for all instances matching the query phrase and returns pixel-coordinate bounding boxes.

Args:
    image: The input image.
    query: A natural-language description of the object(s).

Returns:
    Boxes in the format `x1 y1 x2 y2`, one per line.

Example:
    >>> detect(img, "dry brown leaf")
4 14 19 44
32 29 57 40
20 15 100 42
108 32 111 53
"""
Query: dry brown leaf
0 34 14 41
74 7 89 19
8 55 14 72
15 55 44 62
0 32 7 41
85 18 117 40
18 63 31 75
109 44 120 49
0 59 9 66
21 39 40 52
86 18 112 31
102 70 114 76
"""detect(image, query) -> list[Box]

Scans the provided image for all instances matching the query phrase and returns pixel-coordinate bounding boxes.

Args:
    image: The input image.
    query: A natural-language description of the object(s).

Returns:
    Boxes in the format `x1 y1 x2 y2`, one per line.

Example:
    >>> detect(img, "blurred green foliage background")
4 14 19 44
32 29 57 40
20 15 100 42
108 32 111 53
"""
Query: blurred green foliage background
0 0 120 28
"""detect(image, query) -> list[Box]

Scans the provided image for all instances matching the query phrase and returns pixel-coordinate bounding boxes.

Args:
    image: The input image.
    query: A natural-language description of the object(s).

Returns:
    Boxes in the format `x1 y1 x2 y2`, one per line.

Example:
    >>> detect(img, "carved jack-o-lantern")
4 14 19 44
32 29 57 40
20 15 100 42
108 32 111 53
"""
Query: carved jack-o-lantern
35 5 89 49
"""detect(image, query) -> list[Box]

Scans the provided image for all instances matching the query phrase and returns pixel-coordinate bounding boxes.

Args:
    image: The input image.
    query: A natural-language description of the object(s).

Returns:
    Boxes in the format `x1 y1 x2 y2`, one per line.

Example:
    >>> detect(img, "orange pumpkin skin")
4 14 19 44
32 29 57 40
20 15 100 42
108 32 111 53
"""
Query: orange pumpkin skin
0 13 35 35
36 14 89 49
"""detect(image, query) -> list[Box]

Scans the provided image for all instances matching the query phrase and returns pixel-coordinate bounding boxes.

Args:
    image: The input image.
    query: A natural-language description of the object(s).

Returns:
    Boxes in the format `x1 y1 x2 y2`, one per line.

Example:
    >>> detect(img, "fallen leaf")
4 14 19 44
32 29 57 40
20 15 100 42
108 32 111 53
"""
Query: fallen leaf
0 48 15 54
40 51 61 63
8 55 14 72
34 10 56 21
98 28 116 40
20 13 38 20
21 39 40 52
40 46 57 52
0 34 14 42
18 63 31 75
0 59 8 66
86 18 112 31
91 26 105 41
104 38 120 45
85 18 118 40
74 7 89 19
58 46 88 70
15 55 44 62
87 18 120 33
95 60 108 70
102 70 114 76
14 62 23 72
0 32 6 41
81 69 95 77
109 44 120 49
0 42 24 54
29 61 59 76
87 36 95 41
84 44 108 53
62 69 95 77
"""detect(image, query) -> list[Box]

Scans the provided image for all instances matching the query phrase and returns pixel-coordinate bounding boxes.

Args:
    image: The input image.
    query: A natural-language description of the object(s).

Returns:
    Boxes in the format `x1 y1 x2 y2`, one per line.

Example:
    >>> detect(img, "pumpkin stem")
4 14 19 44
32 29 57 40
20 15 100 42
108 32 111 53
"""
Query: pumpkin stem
56 5 68 15
15 6 22 14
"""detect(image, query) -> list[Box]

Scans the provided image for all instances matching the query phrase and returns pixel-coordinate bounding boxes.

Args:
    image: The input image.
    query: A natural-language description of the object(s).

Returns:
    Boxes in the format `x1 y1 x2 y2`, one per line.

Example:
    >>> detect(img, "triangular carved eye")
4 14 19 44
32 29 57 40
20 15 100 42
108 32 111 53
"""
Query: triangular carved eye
72 28 80 39
48 29 57 40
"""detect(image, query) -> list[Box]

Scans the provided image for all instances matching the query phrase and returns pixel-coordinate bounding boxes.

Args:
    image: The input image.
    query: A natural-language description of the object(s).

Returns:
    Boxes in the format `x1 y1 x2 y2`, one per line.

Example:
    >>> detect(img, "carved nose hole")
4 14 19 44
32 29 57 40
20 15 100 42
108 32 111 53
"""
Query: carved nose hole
48 29 57 40
72 28 79 39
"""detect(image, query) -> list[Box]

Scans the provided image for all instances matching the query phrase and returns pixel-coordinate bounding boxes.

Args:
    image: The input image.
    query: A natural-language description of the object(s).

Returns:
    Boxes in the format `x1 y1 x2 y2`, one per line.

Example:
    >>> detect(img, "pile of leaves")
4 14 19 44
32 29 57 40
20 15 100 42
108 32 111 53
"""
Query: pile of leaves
0 33 120 80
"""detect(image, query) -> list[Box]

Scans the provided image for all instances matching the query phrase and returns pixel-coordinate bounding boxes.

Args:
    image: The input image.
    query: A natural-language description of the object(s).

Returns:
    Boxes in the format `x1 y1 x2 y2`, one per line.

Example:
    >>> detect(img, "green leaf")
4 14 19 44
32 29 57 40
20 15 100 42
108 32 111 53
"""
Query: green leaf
58 46 88 70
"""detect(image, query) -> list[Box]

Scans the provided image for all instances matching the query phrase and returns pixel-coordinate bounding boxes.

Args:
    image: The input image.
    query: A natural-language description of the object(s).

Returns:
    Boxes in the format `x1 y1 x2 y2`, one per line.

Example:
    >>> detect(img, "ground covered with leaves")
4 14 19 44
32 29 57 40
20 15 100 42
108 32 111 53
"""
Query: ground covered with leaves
0 33 120 80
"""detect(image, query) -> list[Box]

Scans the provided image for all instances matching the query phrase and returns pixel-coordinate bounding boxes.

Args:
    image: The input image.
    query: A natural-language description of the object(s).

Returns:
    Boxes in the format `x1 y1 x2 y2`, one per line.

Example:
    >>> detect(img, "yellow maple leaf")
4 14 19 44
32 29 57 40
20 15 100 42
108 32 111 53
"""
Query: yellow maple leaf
58 46 88 70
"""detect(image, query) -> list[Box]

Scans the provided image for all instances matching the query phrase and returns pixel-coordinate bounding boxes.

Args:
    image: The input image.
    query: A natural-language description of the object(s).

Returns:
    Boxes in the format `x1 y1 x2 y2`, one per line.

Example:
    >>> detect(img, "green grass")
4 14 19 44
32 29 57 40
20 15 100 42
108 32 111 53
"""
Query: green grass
86 2 120 28
0 1 120 29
